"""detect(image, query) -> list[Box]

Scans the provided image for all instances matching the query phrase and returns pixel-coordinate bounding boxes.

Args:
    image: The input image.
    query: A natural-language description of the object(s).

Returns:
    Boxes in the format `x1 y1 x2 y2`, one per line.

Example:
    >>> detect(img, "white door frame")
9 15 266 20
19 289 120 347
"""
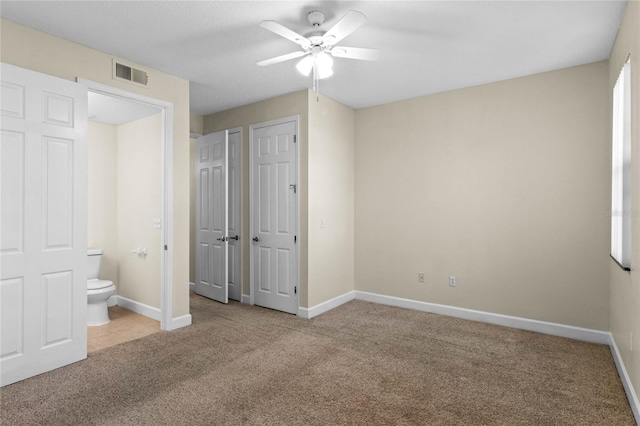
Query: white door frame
248 115 299 311
78 78 174 331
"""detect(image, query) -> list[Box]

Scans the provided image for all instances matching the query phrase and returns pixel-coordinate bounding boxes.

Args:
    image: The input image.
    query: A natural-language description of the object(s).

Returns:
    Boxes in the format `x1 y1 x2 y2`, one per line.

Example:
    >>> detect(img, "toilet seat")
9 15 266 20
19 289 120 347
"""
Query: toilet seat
87 279 113 291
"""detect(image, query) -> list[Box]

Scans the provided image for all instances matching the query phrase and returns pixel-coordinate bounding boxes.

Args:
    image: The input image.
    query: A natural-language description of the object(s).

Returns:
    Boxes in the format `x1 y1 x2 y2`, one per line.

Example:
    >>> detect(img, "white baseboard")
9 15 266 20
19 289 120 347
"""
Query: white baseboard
116 295 191 331
290 288 637 421
241 294 251 304
189 282 195 292
165 314 192 331
608 333 640 423
115 295 161 321
298 291 355 319
354 291 610 345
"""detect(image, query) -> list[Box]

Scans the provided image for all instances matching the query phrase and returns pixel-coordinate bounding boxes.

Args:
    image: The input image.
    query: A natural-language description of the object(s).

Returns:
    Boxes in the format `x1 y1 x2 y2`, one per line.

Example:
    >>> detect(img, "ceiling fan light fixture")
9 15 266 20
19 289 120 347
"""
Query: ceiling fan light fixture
315 52 334 79
316 52 333 69
318 66 334 79
296 55 314 76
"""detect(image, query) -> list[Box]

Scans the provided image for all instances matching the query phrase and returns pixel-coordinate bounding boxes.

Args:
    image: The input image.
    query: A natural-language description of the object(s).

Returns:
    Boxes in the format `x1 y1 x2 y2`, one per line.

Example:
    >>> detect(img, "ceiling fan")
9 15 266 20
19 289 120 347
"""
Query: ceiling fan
257 10 379 89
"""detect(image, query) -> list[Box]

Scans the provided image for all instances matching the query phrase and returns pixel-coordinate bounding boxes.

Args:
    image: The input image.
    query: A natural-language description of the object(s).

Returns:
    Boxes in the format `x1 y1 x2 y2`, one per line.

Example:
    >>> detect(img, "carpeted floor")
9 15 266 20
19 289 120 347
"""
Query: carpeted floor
0 293 635 425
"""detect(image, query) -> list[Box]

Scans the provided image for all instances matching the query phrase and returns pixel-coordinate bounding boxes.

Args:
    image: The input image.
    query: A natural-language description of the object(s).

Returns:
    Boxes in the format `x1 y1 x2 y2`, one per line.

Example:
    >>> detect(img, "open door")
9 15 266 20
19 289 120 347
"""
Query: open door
1 63 88 386
195 130 228 303
227 129 242 302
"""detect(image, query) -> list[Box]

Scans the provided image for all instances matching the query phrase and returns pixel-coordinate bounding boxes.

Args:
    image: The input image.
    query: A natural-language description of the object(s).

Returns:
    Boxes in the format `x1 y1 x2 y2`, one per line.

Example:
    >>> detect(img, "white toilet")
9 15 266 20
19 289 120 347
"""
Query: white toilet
87 249 116 326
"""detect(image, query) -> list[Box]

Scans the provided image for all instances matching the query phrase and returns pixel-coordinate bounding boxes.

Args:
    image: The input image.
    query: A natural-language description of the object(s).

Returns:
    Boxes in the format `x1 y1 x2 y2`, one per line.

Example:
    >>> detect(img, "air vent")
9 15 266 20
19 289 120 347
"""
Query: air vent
113 60 149 87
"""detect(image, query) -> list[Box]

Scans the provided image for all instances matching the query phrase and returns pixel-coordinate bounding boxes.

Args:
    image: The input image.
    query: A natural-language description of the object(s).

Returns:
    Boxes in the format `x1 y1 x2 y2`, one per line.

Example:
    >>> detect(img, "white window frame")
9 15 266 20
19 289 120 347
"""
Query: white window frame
611 56 631 271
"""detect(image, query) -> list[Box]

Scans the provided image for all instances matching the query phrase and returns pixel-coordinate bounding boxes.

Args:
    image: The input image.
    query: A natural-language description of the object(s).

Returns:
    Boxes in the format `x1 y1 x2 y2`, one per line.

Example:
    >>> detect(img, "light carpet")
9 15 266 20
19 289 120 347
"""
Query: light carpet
0 293 634 425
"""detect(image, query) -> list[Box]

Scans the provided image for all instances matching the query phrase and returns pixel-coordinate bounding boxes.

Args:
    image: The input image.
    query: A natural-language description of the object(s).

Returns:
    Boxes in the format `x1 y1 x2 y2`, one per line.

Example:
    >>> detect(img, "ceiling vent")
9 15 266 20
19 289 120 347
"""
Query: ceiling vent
112 59 148 87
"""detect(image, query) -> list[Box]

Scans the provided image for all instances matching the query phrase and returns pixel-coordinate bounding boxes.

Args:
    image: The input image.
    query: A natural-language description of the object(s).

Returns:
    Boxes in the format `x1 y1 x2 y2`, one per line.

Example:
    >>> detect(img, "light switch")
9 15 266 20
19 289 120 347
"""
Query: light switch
153 218 162 229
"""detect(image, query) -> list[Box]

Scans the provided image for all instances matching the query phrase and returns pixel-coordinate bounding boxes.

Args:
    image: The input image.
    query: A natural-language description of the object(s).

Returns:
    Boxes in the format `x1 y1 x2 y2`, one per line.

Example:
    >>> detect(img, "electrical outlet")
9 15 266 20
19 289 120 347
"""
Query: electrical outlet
449 276 456 287
418 273 425 283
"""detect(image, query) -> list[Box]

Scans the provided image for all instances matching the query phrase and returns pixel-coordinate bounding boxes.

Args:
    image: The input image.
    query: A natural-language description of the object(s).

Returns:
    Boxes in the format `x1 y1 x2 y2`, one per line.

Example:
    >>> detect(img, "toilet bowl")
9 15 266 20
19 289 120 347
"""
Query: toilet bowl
87 249 116 326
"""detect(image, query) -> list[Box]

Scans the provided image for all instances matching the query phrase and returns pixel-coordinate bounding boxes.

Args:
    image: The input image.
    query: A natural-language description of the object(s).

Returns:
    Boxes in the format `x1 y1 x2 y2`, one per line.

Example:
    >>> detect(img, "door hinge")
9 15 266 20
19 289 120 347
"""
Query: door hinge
294 235 297 243
294 135 297 143
164 245 168 250
294 286 297 294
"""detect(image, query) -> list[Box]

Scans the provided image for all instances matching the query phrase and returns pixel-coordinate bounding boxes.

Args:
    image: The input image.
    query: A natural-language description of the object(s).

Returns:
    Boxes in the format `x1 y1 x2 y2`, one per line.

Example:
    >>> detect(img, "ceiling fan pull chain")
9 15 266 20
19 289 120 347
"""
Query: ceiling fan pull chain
313 62 318 93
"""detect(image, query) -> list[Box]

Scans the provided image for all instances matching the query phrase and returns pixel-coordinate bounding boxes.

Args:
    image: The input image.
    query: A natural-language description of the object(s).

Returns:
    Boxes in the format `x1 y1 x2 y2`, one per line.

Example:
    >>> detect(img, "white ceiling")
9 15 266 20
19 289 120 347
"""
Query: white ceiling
1 1 626 116
88 92 161 125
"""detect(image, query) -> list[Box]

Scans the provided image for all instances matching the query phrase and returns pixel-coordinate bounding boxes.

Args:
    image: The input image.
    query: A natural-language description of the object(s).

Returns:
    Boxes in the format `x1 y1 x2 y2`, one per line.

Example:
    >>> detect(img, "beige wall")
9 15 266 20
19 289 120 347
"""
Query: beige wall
204 91 310 306
189 137 197 284
88 116 163 308
609 0 640 406
1 19 191 318
117 114 162 308
355 61 610 330
87 122 118 285
307 95 355 306
190 113 204 136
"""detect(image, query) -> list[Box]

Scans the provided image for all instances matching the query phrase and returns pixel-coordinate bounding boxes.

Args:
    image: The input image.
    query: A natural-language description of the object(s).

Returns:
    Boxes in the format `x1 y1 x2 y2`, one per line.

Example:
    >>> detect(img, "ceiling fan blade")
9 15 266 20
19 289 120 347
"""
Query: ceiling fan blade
321 10 367 46
257 51 307 67
330 46 380 61
260 20 311 49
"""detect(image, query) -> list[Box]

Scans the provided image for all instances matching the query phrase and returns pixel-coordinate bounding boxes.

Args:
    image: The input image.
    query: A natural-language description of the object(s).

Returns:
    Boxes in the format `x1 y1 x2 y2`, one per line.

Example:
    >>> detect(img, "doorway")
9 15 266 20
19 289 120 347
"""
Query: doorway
81 79 174 331
249 117 299 314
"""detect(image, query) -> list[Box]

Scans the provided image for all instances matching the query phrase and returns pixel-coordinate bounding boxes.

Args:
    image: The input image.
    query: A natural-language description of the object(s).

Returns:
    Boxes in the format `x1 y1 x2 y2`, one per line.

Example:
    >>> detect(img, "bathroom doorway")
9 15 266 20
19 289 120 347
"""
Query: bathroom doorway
83 79 174 337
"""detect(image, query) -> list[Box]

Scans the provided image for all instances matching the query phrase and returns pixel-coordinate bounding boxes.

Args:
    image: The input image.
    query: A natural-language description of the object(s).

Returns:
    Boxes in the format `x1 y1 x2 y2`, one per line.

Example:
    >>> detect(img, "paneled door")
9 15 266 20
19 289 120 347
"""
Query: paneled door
227 130 241 301
195 129 243 304
251 118 298 314
195 130 228 303
1 63 88 386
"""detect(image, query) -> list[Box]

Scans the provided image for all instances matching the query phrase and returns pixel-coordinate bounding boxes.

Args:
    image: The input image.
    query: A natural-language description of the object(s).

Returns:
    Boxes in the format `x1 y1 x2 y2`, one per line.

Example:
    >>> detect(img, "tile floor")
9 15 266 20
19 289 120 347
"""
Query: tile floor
87 306 160 353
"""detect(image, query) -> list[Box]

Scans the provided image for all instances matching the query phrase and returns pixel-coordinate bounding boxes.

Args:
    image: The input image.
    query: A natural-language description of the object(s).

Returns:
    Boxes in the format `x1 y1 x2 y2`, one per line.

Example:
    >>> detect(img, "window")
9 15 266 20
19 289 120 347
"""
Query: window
611 57 631 271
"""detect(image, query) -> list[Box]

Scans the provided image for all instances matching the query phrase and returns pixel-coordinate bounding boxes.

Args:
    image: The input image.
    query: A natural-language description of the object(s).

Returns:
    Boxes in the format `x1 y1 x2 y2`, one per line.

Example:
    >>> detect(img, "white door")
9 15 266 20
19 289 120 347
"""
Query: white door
1 63 88 386
195 130 228 303
251 119 298 314
227 130 241 301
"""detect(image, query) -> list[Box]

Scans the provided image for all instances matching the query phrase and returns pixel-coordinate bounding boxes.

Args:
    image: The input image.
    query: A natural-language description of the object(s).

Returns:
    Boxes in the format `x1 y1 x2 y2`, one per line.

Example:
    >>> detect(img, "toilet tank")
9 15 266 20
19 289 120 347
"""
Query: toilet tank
87 249 104 280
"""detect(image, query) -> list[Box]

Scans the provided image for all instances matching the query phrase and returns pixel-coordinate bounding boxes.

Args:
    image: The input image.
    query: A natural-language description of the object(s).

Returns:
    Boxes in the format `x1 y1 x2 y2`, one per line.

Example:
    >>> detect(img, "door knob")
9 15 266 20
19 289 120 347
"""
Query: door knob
216 237 225 241
228 235 239 241
252 237 259 242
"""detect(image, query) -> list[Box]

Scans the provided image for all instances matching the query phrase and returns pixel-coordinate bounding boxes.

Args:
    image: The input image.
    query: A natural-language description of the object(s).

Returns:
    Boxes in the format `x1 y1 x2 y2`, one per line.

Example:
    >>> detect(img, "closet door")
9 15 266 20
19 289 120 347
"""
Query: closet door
226 129 242 302
1 63 88 386
251 118 298 314
195 130 228 303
